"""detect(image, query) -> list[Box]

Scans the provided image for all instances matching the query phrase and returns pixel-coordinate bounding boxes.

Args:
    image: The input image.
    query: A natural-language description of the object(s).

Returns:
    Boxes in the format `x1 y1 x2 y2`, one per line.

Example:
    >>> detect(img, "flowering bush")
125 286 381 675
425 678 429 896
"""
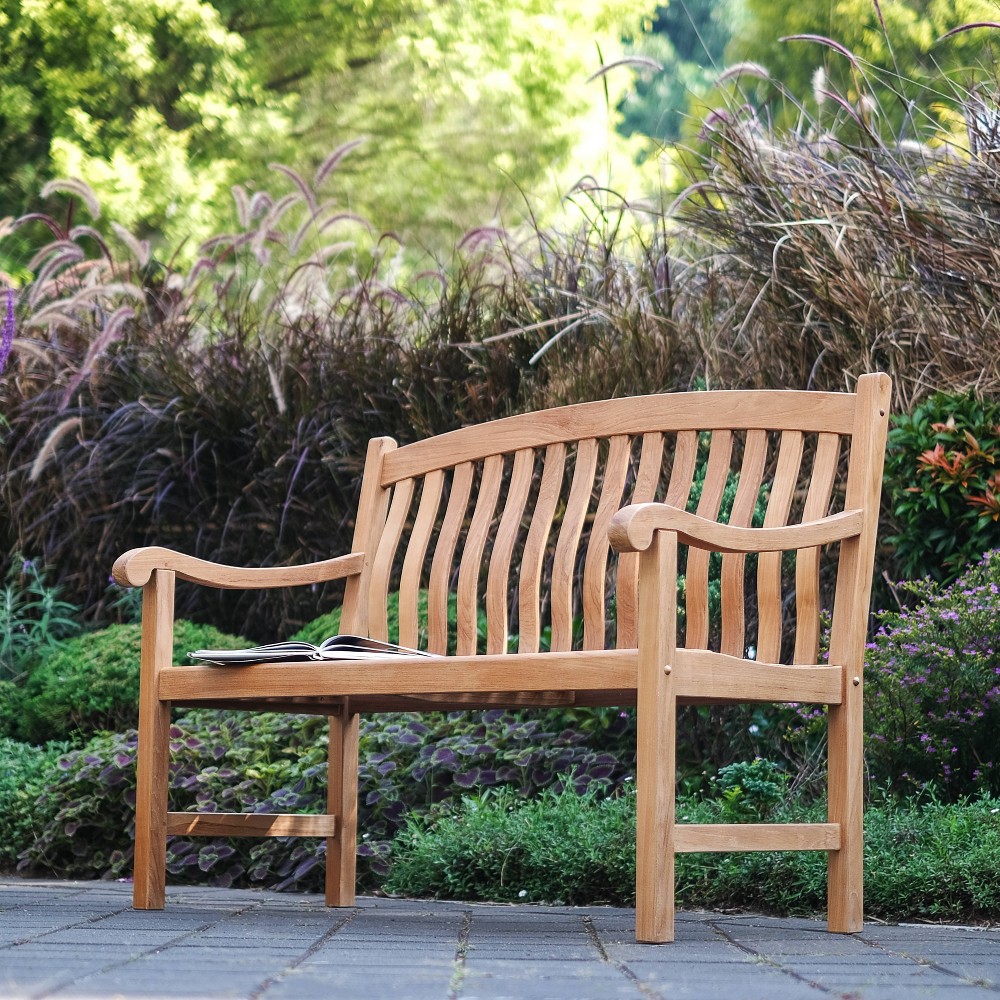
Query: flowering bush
885 392 1000 582
865 550 1000 798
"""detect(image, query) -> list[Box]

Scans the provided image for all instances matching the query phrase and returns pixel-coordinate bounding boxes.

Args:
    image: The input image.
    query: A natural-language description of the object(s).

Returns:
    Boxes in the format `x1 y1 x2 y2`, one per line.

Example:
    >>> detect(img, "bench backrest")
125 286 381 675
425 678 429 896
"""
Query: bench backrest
339 376 890 663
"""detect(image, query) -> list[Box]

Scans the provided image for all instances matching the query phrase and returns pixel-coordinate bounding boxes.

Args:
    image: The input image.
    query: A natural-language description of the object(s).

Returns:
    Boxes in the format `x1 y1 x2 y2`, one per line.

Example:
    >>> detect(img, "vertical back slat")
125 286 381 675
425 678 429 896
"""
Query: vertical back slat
486 448 535 654
550 439 599 652
456 455 504 656
340 437 397 636
664 430 699 508
793 432 841 663
720 430 769 657
755 431 805 662
398 469 444 649
616 432 664 648
428 462 474 655
518 443 566 653
583 435 632 649
686 430 732 649
367 478 415 642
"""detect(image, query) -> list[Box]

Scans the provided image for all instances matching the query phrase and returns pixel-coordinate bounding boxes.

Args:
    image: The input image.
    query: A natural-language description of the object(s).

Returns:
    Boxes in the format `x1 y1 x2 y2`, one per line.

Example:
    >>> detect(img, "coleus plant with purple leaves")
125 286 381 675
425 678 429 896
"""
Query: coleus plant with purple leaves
18 707 633 891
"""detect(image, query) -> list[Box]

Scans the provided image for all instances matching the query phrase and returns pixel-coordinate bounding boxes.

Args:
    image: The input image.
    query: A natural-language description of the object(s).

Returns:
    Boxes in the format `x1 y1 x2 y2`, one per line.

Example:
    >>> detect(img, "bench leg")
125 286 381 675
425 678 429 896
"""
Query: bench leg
827 698 864 932
635 531 678 944
133 699 171 909
133 570 174 910
326 708 359 907
635 684 677 943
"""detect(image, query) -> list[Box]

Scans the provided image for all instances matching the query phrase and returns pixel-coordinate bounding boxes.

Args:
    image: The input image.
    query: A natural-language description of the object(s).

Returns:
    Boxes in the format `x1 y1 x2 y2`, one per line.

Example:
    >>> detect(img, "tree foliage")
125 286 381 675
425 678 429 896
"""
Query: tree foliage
0 0 657 254
726 0 1000 133
0 0 277 244
619 0 746 141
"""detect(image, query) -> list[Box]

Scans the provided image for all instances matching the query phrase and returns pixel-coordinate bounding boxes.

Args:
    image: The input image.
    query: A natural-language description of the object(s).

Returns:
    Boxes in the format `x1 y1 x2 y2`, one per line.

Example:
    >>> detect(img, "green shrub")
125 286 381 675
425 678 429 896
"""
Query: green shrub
863 794 1000 921
712 758 790 821
864 549 1000 799
19 707 633 889
387 787 1000 922
0 738 69 870
0 558 82 682
885 392 1000 582
17 620 249 743
386 788 636 905
0 679 24 739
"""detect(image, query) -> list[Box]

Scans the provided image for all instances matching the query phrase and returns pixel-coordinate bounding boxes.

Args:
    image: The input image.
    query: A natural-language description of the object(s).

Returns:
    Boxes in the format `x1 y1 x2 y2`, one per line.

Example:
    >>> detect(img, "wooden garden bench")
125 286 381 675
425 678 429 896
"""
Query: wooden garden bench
113 373 890 942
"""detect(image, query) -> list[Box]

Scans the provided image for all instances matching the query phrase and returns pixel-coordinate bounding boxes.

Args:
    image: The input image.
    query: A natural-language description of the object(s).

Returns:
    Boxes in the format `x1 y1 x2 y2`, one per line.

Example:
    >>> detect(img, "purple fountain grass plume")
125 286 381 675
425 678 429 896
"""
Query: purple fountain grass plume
0 288 14 375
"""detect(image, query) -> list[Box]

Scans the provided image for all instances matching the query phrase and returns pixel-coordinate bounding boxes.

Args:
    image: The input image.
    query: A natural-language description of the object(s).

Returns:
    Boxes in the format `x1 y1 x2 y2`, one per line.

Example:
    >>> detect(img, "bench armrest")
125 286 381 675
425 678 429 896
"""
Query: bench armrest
112 546 365 590
608 503 863 554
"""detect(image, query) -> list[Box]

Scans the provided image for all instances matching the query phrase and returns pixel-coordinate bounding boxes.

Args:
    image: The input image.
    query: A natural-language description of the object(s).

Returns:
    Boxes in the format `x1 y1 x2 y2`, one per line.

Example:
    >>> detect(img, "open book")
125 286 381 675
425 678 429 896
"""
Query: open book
189 634 436 666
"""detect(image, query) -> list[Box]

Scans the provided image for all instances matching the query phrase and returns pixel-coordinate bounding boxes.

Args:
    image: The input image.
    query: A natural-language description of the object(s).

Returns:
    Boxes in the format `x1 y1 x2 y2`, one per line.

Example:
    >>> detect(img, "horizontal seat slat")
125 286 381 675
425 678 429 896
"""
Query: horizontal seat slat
673 649 843 704
158 649 640 701
160 650 840 705
165 812 337 838
673 823 841 853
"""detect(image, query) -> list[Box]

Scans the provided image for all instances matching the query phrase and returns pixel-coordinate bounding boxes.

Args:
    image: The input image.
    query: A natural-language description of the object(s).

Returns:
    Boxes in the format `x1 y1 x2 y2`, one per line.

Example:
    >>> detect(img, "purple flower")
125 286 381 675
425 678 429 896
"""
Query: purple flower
0 288 13 375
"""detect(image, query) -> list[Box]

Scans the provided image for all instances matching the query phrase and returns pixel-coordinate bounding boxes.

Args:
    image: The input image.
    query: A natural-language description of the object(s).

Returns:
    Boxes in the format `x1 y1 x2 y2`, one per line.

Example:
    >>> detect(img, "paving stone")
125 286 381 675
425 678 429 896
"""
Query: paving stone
5 878 1000 1000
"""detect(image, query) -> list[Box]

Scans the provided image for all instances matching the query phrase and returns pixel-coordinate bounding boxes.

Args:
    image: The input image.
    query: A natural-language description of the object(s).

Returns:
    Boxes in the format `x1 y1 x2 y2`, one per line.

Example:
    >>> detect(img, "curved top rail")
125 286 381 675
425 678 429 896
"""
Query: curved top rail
381 388 858 484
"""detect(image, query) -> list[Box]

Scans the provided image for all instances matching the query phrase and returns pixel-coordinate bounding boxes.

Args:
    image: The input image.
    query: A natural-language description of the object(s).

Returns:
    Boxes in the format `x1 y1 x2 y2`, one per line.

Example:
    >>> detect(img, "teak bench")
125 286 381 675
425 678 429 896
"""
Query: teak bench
113 374 891 942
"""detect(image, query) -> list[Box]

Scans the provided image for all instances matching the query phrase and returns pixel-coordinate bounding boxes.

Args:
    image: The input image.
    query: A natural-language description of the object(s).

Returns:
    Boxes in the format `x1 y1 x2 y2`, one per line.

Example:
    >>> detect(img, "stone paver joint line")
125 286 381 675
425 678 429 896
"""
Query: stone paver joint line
859 931 1000 994
14 901 261 1000
447 909 473 999
582 914 667 1000
708 918 843 997
9 901 134 948
249 906 359 999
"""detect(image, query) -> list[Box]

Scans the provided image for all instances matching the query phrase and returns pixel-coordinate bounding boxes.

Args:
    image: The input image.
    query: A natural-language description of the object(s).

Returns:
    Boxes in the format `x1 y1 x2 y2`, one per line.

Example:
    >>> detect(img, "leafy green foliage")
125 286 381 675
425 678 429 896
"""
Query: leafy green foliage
712 758 790 821
862 792 1000 921
619 0 744 141
885 392 1000 583
18 707 634 889
727 0 1000 135
16 621 249 743
388 785 1000 922
386 780 1000 920
0 0 275 243
0 680 24 739
0 558 82 682
386 788 636 905
0 0 656 251
864 549 1000 799
0 738 69 870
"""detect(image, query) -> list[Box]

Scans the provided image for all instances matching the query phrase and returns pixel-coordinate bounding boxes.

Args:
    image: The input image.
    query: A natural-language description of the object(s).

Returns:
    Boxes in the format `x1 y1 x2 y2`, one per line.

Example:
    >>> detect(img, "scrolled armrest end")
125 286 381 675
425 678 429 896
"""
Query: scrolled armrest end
608 504 663 553
112 547 169 588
